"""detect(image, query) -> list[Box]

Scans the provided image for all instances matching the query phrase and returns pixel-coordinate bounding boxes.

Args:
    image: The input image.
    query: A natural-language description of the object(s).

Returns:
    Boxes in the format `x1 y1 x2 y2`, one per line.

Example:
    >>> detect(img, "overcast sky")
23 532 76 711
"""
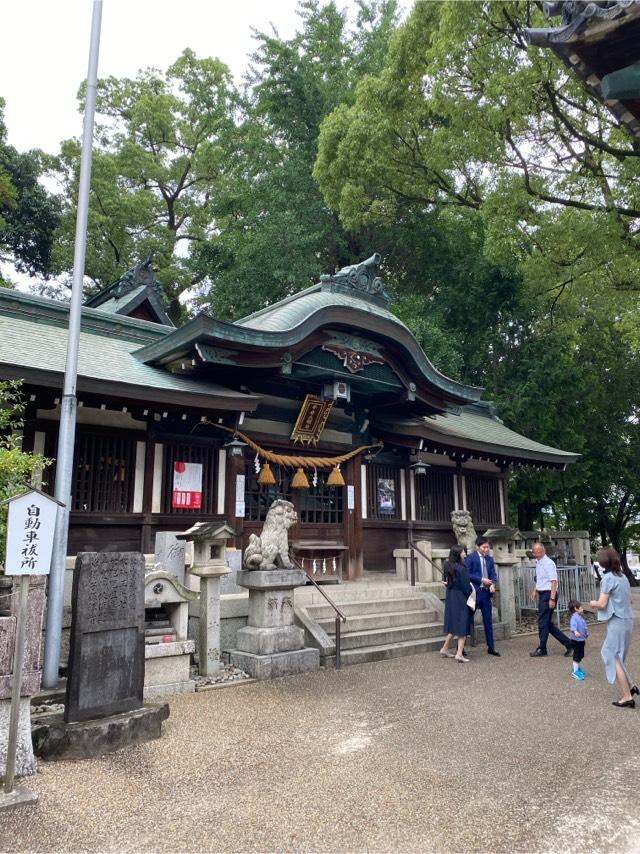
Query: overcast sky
1 0 362 155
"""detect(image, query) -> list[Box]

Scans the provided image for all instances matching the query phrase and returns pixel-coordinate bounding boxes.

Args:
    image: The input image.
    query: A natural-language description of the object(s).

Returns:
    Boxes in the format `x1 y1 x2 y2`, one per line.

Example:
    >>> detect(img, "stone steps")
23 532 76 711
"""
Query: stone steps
317 608 439 634
339 637 445 667
307 596 434 620
298 586 447 667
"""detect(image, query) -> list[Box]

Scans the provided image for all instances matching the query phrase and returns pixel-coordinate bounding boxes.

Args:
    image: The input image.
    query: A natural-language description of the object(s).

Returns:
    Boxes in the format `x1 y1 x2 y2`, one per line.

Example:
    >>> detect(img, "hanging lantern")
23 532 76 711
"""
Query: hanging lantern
291 466 310 488
257 462 276 485
327 465 346 487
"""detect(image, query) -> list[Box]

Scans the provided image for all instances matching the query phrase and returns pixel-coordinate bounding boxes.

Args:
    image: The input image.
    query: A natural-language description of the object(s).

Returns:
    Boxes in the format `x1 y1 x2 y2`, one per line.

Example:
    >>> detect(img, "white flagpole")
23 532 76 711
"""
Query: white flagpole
42 0 103 688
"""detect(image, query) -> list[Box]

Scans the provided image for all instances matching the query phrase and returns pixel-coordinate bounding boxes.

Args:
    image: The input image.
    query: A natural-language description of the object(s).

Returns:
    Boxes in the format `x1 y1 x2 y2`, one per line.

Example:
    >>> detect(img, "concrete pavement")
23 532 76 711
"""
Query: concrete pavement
1 612 639 852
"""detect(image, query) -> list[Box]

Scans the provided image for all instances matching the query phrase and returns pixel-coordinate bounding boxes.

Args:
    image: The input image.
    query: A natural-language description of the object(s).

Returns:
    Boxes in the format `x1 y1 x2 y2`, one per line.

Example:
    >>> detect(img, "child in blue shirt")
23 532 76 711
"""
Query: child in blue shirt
568 599 589 680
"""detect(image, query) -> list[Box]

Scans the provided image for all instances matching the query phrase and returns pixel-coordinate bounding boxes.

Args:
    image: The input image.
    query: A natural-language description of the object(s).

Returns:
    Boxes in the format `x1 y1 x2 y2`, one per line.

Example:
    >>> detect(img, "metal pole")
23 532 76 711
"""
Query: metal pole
42 0 103 689
335 616 341 670
4 576 30 794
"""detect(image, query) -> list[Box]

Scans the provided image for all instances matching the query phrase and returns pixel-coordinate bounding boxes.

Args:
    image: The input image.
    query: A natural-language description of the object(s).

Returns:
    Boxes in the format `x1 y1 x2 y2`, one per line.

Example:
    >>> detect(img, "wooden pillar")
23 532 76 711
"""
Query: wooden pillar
345 457 363 579
225 451 246 550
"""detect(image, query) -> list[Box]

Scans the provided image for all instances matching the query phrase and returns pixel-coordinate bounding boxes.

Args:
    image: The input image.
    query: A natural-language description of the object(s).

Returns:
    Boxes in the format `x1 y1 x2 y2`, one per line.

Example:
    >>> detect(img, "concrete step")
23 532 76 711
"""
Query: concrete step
339 636 446 666
318 608 439 635
305 595 430 621
338 622 443 650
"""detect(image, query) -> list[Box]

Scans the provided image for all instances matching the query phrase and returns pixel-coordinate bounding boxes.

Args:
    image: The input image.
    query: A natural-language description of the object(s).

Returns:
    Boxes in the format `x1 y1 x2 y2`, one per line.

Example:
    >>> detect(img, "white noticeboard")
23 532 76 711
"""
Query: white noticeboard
172 461 203 509
4 490 59 576
347 484 355 510
235 474 246 518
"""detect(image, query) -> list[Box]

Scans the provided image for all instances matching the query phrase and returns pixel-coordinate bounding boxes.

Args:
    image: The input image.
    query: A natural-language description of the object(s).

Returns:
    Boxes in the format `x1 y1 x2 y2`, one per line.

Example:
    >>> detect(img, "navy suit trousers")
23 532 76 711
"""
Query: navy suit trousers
475 587 495 650
537 590 571 652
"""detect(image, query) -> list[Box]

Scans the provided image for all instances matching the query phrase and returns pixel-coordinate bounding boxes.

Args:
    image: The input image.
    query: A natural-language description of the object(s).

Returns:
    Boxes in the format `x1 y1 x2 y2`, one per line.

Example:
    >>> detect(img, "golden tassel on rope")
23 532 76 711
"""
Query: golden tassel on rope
291 466 310 488
257 462 276 485
327 465 346 486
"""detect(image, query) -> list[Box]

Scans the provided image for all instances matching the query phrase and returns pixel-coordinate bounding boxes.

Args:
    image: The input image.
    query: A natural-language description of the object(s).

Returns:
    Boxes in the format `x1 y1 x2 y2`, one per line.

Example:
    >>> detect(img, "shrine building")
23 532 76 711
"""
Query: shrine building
0 254 577 579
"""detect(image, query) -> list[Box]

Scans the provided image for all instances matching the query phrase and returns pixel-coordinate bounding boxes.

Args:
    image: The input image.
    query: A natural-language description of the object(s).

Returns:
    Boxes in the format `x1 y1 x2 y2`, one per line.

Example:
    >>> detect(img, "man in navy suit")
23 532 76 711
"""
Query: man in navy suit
466 536 500 656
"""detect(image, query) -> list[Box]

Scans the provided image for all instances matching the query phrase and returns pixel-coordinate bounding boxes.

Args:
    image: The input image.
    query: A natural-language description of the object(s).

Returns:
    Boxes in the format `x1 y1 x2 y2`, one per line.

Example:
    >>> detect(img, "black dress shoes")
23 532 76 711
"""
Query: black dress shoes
631 685 639 696
564 646 573 657
487 648 501 657
612 699 635 708
530 648 547 657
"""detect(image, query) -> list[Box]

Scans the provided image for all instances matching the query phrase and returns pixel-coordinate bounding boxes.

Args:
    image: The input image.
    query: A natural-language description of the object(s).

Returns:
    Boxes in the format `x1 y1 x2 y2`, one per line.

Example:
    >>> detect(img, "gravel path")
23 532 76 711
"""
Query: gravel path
2 621 640 853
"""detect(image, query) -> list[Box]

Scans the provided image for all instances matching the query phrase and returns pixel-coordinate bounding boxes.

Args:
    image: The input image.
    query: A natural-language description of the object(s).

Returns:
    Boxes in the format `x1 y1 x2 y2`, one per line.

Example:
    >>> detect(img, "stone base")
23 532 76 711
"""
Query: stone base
229 647 319 680
0 785 38 812
0 698 36 778
236 624 304 655
32 703 169 761
144 680 195 700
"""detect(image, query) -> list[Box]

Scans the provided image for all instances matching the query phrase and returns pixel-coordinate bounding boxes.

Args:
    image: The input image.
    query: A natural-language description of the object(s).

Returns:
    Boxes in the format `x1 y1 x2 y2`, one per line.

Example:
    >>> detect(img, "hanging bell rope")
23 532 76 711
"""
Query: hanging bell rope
209 422 383 469
257 462 276 485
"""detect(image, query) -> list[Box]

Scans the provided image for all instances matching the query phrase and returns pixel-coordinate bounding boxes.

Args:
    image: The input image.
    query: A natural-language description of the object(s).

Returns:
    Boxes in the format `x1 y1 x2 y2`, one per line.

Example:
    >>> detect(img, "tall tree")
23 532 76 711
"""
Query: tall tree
0 98 60 281
197 0 399 319
52 50 239 320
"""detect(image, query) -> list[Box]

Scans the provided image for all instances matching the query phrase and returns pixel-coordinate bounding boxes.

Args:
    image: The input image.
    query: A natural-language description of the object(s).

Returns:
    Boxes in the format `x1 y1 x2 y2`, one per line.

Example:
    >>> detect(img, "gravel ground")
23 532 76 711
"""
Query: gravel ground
2 608 640 853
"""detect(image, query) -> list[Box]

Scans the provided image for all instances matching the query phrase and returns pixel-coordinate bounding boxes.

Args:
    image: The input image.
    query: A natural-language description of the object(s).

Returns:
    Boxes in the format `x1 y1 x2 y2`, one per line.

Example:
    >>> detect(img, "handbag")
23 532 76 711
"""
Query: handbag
466 582 477 611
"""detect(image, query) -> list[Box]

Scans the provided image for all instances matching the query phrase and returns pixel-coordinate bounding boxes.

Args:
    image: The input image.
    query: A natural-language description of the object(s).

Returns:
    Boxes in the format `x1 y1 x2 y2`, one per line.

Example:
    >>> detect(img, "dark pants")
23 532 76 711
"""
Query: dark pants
537 591 571 652
476 588 495 650
571 640 585 663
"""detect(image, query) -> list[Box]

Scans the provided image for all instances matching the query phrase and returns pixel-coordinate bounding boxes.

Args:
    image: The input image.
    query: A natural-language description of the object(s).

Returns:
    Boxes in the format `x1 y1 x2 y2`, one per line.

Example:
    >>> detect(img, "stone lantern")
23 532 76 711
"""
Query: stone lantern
177 522 235 676
483 526 521 634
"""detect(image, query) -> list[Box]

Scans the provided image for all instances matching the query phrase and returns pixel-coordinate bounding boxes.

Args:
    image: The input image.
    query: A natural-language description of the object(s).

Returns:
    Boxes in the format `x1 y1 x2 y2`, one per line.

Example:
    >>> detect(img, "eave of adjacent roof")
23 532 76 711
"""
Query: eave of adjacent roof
0 289 259 411
374 404 579 468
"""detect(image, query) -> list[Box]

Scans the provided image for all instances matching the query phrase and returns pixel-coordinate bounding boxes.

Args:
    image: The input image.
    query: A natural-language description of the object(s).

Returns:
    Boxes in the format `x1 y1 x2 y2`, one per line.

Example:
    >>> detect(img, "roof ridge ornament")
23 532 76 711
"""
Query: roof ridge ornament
320 252 391 308
526 0 637 45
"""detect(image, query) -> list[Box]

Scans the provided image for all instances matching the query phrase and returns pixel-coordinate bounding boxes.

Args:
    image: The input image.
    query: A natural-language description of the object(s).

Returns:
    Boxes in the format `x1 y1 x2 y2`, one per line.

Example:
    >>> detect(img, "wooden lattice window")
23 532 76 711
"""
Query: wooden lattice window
366 463 401 520
72 432 136 513
414 468 455 522
244 463 292 522
465 474 502 526
299 473 344 524
161 440 218 514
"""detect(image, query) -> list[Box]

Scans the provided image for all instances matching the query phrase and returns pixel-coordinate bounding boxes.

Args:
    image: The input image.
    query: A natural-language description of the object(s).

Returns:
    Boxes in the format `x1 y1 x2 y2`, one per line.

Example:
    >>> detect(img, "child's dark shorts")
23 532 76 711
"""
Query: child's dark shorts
571 639 585 663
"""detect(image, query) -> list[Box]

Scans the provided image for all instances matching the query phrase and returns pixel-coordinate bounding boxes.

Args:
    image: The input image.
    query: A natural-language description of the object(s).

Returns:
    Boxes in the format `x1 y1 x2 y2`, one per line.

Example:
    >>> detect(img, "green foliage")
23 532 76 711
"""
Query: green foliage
0 98 61 277
0 381 51 562
199 0 399 319
52 49 239 321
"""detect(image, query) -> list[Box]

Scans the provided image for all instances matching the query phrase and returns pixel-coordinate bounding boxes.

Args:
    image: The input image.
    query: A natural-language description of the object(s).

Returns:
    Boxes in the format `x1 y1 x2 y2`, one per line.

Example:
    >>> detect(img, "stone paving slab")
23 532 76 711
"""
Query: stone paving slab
1 614 639 852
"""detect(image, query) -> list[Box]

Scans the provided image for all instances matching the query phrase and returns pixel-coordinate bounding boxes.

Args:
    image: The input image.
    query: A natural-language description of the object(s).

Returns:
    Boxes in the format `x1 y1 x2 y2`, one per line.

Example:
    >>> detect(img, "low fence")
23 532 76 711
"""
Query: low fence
514 564 596 626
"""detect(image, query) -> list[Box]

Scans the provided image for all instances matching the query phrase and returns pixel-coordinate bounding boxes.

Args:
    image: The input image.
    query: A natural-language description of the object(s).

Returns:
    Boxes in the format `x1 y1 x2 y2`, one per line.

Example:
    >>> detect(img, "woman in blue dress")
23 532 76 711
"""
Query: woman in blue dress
440 544 472 663
589 547 638 708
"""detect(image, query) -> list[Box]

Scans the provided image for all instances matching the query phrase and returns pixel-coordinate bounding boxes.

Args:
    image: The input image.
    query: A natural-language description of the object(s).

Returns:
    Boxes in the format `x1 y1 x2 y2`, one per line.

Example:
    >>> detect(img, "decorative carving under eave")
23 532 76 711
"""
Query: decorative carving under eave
320 252 391 308
322 343 385 374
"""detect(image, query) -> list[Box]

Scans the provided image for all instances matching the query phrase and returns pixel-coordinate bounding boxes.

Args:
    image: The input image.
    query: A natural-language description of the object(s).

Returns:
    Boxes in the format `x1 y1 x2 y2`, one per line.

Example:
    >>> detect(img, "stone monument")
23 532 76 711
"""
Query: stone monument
229 500 320 680
33 552 169 761
154 531 187 584
65 552 146 722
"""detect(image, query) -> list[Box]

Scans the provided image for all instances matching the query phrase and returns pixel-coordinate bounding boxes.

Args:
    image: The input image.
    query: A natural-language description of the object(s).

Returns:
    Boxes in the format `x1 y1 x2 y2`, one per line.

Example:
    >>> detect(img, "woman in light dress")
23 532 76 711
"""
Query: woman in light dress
589 547 638 708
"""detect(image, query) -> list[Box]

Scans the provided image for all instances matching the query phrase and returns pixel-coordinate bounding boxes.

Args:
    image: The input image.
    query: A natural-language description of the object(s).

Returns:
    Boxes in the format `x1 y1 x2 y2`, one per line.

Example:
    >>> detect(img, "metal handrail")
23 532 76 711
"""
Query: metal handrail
408 539 444 586
290 557 347 669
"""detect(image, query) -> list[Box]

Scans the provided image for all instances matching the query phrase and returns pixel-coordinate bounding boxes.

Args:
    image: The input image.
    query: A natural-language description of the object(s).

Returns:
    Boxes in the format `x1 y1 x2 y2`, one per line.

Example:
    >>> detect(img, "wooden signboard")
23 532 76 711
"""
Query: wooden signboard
290 395 333 446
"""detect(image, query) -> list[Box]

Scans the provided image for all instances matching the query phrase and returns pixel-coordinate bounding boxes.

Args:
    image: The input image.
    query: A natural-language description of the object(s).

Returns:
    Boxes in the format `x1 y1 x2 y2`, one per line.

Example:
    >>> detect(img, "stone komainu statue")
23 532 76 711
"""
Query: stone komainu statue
243 499 298 571
451 509 478 554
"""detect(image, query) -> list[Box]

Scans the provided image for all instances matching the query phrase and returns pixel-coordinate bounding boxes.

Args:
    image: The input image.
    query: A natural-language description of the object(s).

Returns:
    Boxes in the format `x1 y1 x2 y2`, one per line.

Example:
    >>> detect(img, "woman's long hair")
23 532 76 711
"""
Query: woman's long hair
597 547 623 576
444 544 466 583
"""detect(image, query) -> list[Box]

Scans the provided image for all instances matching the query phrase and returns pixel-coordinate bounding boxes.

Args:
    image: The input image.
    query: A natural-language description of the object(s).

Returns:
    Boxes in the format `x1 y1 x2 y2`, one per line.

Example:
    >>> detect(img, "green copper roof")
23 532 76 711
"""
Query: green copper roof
0 289 258 410
237 284 409 333
375 404 579 467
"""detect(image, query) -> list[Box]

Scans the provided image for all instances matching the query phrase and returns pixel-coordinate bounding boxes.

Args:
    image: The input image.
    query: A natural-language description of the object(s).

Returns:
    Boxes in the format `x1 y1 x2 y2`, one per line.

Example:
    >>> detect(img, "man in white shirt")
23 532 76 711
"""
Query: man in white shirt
529 543 572 657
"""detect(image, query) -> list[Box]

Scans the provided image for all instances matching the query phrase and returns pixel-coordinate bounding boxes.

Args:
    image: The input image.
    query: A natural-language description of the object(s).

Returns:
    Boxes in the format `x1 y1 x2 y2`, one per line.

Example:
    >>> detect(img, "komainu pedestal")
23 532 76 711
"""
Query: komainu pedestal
229 569 319 680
